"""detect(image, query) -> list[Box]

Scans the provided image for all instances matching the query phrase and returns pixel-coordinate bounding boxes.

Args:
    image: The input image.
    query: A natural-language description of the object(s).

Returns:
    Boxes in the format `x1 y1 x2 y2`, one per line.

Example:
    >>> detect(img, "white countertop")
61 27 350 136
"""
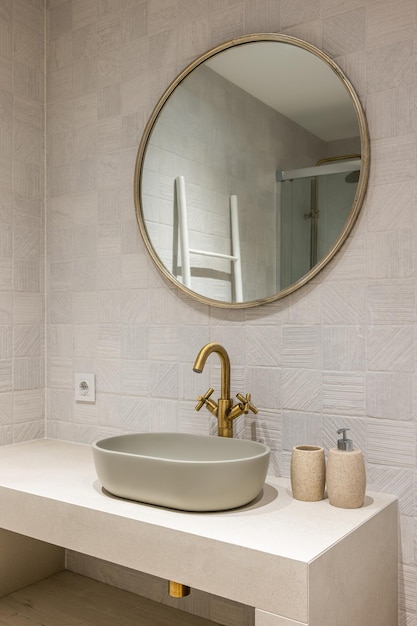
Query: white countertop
0 438 395 563
0 439 397 624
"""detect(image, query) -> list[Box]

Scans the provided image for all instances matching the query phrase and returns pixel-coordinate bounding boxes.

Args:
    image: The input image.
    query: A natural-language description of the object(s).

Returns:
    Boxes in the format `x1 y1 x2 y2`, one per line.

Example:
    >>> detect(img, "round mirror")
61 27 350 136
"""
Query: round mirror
134 34 370 308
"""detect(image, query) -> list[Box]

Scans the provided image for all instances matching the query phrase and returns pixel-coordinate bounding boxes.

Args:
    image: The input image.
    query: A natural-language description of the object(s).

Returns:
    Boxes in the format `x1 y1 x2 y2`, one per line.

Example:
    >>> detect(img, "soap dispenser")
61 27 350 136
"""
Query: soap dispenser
326 428 366 509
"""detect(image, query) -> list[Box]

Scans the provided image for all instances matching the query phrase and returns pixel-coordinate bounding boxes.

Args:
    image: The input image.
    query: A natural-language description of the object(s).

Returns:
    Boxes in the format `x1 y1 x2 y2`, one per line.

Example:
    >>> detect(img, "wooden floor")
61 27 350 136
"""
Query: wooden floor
0 571 222 625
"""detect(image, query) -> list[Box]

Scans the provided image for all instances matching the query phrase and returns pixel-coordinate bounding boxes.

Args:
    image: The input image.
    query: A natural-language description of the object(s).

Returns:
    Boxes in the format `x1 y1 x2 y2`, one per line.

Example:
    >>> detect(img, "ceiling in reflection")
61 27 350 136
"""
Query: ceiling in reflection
206 42 359 142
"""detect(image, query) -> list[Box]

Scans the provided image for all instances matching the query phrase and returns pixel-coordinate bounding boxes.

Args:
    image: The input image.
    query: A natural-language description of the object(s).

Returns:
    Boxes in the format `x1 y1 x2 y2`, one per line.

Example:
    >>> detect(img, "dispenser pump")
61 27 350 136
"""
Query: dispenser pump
337 428 353 451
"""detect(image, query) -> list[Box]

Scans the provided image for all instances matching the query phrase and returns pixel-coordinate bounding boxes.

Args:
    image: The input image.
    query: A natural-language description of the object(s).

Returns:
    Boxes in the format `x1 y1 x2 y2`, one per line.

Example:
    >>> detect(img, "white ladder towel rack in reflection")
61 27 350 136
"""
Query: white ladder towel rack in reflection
175 176 243 302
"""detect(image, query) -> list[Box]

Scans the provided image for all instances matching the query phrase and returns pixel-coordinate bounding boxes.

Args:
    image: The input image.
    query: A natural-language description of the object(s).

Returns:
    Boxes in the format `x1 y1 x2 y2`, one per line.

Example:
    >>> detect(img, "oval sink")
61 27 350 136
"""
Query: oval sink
92 433 270 512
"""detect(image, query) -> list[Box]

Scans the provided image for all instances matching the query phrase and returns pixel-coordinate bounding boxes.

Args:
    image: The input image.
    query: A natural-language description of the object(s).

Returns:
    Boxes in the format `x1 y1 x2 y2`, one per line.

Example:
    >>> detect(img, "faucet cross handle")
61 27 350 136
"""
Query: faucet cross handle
195 388 218 415
236 393 258 415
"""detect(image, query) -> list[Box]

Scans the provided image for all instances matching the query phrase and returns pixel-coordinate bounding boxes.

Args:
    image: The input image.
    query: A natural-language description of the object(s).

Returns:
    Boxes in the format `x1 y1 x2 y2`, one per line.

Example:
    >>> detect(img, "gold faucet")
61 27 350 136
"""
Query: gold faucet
193 342 258 437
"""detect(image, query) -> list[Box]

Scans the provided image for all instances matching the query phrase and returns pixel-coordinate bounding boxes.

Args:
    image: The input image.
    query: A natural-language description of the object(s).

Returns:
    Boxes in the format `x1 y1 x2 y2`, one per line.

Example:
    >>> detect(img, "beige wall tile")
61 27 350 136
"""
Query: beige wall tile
367 419 415 468
366 372 414 420
322 371 365 416
282 369 322 412
367 0 415 48
366 181 414 232
323 8 365 56
366 40 414 94
367 280 414 325
72 0 97 31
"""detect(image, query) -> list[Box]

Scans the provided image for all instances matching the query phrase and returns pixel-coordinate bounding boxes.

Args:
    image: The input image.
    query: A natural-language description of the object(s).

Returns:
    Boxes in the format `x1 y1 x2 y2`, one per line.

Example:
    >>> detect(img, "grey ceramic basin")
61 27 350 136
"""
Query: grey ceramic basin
92 433 270 512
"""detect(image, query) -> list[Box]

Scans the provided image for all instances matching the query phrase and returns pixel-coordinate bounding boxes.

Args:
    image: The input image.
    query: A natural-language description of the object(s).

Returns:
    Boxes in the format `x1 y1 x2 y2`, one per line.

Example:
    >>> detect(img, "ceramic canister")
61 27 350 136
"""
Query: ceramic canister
290 445 325 502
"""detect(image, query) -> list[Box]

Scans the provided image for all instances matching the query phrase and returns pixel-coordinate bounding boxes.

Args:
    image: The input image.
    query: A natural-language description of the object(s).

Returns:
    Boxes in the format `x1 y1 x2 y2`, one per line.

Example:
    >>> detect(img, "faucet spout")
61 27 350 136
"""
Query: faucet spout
193 342 230 400
193 343 258 437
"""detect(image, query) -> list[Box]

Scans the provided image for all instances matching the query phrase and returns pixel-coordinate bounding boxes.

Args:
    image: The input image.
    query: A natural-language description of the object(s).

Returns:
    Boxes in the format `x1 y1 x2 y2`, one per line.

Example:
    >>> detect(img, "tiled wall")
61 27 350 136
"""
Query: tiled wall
0 0 45 444
0 0 409 622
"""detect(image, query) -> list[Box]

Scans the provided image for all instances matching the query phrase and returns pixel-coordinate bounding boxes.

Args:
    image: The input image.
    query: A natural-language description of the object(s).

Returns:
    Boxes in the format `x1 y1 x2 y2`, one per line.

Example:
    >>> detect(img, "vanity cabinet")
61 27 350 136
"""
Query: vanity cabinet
0 440 397 626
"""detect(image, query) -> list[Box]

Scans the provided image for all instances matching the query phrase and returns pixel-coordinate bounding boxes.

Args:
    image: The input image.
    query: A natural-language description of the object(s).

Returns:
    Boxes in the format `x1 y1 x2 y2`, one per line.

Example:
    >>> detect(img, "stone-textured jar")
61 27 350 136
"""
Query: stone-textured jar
326 428 366 509
327 448 366 509
290 445 325 502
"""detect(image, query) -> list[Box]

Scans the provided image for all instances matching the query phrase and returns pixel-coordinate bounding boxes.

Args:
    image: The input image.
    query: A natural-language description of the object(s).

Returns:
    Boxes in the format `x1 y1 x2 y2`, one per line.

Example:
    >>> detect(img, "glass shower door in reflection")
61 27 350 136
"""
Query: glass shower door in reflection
278 157 360 291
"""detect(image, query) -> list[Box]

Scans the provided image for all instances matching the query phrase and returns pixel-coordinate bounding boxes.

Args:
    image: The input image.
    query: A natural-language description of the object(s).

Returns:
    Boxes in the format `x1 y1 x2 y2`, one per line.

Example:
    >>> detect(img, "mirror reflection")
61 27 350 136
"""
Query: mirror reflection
135 34 369 308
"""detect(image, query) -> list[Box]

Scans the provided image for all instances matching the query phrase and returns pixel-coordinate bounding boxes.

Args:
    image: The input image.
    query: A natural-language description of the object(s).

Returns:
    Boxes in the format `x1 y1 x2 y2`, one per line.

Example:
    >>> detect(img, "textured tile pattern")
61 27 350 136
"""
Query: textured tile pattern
0 0 413 623
0 0 45 444
42 2 417 621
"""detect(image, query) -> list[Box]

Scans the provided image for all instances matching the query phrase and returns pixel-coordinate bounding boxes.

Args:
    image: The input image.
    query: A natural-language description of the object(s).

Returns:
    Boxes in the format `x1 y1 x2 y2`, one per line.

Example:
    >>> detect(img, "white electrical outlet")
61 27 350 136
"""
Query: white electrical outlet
75 373 96 403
